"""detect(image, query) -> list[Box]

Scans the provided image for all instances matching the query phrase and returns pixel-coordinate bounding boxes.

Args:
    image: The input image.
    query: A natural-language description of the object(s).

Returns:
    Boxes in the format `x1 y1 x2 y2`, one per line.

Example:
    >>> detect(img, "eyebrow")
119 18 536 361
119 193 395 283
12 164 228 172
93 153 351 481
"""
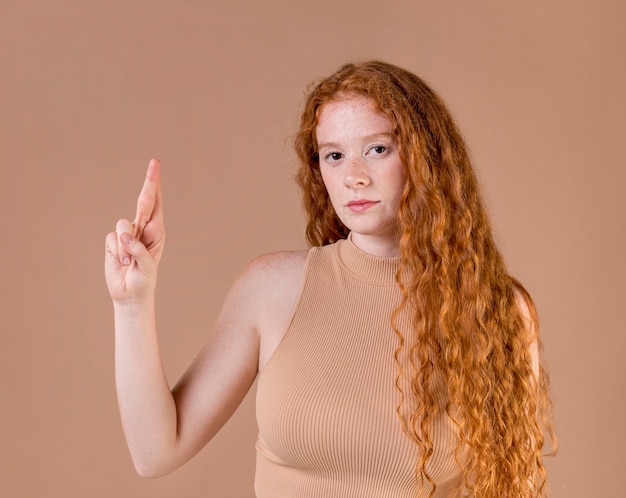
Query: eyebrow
317 132 394 150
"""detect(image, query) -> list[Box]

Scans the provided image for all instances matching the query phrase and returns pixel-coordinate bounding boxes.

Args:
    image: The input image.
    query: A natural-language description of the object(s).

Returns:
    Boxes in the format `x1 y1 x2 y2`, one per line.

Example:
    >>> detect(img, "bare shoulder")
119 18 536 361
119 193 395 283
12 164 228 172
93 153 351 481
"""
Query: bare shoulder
237 250 309 371
239 249 309 293
231 249 309 328
215 249 309 327
247 249 309 274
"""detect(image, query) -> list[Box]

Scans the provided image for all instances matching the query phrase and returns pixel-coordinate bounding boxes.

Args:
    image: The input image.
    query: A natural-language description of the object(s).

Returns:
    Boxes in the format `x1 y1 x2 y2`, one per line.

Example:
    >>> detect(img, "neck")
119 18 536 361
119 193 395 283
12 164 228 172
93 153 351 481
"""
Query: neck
350 232 401 258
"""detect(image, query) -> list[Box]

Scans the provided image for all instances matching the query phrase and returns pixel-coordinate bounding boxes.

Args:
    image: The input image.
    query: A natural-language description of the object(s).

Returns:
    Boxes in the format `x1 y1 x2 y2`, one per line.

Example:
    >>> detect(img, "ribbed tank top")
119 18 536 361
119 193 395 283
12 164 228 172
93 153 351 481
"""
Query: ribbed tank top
255 236 463 497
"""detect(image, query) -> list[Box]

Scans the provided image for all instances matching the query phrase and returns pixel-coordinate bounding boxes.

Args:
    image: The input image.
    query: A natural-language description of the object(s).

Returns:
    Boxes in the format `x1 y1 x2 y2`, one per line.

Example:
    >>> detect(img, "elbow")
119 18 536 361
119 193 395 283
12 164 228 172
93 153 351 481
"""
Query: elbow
131 455 177 479
135 465 166 479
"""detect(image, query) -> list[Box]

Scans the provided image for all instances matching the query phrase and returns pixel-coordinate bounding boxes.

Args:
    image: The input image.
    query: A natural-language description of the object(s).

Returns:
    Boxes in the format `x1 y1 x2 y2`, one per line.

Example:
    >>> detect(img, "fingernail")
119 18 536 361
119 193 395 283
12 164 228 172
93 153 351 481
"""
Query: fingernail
121 233 132 246
123 256 130 266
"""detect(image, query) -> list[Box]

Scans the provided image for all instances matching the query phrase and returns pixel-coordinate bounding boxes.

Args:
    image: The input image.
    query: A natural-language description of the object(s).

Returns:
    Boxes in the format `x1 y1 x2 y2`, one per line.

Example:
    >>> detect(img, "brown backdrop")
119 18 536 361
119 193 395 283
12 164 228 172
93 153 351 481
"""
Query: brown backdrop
2 1 624 496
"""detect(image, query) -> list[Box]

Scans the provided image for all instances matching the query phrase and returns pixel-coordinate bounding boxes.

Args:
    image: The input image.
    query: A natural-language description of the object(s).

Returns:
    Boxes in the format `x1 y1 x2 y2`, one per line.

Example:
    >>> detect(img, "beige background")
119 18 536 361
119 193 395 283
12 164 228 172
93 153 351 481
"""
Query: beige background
2 1 624 496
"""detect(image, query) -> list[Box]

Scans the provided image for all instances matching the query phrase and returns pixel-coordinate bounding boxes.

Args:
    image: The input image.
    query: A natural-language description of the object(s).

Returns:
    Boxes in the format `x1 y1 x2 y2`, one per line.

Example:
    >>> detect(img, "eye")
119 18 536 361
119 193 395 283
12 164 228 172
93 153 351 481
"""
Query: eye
369 145 388 155
323 151 343 162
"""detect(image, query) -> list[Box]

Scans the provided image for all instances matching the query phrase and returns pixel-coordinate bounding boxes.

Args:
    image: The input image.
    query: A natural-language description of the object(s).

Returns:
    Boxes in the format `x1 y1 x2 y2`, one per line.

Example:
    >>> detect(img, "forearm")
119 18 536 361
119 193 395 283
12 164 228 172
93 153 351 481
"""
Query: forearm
113 299 178 477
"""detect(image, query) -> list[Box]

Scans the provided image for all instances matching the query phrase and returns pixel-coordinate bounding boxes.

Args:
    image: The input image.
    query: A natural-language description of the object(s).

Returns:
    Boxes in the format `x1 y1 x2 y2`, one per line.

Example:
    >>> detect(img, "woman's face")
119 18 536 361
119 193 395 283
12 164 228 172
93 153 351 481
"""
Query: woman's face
316 94 406 256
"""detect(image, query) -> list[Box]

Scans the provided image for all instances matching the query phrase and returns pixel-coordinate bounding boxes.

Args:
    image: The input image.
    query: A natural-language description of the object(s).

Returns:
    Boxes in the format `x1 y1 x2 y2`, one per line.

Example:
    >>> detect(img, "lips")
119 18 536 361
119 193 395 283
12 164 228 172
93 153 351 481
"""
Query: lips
347 199 379 212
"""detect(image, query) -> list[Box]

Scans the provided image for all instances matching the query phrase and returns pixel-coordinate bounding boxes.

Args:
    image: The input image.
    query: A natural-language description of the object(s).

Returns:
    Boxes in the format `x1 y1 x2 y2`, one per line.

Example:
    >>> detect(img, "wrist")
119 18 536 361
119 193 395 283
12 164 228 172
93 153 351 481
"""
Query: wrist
113 296 156 314
113 298 157 337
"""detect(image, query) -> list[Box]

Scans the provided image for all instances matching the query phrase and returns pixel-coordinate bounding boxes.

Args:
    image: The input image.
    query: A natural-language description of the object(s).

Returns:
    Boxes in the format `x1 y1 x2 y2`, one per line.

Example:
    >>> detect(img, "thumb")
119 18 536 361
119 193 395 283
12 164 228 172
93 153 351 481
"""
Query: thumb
119 232 156 273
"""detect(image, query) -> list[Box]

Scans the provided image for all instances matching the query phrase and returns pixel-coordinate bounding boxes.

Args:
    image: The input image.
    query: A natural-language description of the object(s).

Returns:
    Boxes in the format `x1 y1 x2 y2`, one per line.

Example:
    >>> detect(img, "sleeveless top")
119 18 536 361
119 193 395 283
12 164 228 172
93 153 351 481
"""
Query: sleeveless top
255 236 464 497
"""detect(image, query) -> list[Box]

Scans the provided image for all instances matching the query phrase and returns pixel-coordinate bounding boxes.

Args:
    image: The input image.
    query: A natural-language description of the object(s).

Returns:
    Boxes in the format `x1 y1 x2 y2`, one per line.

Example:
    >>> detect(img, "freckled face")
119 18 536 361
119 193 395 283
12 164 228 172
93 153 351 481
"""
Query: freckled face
316 95 406 254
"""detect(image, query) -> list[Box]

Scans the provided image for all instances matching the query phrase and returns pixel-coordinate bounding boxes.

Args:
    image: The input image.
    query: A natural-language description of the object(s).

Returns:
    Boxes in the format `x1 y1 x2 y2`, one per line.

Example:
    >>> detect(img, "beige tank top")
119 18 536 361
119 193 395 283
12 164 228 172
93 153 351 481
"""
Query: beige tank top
255 236 463 497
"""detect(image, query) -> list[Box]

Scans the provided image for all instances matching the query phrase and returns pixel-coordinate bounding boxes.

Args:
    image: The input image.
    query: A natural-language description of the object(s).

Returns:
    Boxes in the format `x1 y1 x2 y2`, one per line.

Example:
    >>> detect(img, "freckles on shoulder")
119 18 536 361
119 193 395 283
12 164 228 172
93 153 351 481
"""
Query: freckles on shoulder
235 250 309 317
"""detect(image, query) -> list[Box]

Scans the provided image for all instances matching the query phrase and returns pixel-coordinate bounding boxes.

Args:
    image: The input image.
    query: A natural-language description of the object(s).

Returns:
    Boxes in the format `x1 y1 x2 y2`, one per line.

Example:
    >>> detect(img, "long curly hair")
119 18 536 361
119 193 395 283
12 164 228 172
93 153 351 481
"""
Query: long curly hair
295 61 556 497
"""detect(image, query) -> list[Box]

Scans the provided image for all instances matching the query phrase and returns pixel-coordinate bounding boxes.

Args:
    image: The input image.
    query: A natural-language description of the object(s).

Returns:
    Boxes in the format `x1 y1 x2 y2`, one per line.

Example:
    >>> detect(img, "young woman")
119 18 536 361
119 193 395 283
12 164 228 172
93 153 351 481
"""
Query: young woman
105 61 555 497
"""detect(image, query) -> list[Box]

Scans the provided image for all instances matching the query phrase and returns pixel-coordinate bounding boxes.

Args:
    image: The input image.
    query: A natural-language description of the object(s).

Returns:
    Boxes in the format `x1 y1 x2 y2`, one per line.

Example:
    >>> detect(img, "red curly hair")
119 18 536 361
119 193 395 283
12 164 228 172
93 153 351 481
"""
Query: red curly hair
295 61 556 497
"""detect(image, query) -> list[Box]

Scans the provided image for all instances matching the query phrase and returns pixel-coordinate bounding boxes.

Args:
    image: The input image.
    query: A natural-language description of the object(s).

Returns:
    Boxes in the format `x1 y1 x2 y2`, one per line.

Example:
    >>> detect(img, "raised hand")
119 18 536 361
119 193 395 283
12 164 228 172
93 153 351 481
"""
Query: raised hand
105 159 165 303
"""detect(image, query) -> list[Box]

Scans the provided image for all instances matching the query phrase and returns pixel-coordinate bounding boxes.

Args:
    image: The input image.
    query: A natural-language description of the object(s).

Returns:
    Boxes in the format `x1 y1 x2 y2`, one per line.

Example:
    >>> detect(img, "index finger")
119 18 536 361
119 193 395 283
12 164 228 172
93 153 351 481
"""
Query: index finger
132 158 160 237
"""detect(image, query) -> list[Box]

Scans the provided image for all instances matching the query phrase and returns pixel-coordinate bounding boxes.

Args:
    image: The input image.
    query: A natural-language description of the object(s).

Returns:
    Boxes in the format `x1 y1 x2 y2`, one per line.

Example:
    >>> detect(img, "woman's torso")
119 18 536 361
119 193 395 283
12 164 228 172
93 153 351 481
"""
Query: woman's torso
255 237 463 497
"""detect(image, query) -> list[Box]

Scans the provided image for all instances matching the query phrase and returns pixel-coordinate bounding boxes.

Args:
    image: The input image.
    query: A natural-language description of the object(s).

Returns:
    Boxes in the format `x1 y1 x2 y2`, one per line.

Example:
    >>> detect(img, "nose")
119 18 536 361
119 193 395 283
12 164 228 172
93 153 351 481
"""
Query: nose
344 157 371 189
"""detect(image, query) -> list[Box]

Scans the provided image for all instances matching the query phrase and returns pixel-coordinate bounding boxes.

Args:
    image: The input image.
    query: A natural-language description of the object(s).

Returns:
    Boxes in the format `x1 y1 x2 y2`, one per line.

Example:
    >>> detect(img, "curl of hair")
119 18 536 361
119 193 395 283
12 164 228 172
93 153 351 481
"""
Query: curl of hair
295 61 557 497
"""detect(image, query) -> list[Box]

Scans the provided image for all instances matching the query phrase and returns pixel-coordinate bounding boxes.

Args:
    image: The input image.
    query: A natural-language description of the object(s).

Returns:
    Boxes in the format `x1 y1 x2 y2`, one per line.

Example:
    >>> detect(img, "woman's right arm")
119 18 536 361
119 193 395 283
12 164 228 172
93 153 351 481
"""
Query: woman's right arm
104 159 266 477
104 159 180 476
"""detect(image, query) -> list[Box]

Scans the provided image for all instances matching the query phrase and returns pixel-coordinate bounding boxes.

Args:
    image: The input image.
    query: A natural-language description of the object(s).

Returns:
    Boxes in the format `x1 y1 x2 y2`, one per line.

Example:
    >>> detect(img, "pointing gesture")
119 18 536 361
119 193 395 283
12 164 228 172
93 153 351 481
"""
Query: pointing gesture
105 159 165 303
132 158 163 241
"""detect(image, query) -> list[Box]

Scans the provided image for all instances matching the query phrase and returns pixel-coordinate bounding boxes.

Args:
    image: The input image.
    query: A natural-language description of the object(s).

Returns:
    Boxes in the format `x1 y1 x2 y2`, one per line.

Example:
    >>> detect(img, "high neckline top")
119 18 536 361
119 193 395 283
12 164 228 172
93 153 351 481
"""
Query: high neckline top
337 233 402 286
255 237 463 497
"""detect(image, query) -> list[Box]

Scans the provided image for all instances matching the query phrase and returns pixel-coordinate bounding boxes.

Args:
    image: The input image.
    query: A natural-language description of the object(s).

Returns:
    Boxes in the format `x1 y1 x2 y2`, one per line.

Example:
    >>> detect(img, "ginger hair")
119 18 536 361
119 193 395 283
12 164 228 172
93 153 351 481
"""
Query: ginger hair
295 61 556 497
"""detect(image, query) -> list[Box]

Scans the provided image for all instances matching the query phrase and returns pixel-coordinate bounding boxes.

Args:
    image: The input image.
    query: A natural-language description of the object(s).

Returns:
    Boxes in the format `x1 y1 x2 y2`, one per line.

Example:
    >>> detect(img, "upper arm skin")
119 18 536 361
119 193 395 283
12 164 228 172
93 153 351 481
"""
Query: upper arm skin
165 250 308 471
